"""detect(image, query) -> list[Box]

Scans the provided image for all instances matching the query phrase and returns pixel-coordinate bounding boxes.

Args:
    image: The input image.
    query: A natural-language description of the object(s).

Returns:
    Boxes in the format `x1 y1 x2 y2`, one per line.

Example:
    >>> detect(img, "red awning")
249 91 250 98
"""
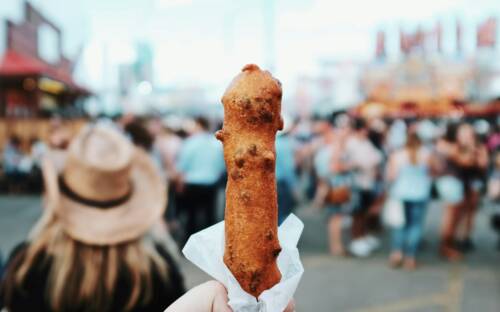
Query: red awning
463 101 500 116
0 50 91 94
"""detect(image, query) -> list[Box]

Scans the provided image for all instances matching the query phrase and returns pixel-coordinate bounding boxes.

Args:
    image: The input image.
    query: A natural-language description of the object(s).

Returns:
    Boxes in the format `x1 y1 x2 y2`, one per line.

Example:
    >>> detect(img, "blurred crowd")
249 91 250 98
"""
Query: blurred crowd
0 119 71 194
2 113 500 258
125 112 500 265
296 114 500 269
0 111 500 311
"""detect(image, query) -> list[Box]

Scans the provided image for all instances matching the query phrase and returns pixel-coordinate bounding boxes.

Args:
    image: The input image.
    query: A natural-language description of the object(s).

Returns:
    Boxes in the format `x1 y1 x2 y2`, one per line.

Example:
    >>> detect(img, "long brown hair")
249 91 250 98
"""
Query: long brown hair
1 212 168 312
406 132 422 165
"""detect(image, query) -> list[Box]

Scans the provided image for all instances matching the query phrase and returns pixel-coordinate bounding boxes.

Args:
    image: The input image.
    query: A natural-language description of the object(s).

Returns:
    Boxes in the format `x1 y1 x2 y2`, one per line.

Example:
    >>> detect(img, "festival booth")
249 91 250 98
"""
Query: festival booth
0 2 90 147
353 19 499 120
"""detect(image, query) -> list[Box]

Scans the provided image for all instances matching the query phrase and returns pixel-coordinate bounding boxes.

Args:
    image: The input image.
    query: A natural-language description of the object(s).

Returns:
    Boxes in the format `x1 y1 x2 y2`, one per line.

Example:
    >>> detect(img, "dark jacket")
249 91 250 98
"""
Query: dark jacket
0 242 185 312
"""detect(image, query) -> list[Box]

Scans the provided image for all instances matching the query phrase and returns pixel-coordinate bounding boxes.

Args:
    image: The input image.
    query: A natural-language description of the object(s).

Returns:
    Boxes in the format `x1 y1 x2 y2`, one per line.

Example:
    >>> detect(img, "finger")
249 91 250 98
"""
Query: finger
212 292 233 312
284 299 296 312
210 282 233 312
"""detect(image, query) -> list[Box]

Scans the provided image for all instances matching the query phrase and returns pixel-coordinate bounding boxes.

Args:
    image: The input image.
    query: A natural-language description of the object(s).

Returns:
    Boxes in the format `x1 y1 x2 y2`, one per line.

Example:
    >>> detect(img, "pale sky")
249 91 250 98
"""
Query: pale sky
1 0 499 93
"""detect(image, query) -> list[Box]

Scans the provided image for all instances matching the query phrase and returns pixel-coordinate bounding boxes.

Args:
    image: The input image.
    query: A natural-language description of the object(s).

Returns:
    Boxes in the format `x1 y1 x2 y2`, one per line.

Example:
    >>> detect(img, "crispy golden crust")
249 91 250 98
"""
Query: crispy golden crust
216 64 283 298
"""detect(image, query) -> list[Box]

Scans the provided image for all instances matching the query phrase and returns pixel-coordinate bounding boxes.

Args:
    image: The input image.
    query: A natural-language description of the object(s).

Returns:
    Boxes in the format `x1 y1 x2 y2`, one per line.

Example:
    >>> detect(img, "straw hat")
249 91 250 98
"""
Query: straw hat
43 123 166 245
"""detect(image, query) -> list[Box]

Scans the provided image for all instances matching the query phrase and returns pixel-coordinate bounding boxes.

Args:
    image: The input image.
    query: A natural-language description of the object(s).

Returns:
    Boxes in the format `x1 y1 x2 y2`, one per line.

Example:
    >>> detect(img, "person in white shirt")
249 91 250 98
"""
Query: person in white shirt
345 118 383 257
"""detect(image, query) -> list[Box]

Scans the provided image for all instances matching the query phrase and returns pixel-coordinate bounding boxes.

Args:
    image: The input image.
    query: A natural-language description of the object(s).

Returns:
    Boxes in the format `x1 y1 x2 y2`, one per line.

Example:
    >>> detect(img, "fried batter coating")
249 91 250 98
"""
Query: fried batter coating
216 64 284 298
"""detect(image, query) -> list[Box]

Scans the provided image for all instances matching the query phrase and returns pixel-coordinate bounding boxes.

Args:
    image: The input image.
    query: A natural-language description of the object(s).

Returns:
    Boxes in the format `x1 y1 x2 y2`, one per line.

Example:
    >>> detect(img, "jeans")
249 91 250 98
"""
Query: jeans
391 201 428 258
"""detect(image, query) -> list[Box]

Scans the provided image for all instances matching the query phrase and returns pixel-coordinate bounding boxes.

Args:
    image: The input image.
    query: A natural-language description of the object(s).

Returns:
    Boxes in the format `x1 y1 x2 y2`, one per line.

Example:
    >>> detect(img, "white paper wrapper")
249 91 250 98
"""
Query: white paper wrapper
182 214 304 312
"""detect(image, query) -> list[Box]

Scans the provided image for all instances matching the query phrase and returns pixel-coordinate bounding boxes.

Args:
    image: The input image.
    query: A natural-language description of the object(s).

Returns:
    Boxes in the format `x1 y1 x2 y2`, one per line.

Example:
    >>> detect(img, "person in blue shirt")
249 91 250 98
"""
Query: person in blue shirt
176 117 225 239
386 131 434 270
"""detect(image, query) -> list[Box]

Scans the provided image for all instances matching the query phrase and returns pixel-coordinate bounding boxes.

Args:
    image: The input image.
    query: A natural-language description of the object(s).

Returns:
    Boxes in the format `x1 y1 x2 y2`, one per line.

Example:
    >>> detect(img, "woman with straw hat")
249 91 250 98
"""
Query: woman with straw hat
0 124 185 312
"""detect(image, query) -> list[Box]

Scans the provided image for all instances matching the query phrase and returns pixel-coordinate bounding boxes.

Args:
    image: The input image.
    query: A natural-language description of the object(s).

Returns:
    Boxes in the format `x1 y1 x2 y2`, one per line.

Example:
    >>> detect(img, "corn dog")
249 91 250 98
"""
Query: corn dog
216 64 283 298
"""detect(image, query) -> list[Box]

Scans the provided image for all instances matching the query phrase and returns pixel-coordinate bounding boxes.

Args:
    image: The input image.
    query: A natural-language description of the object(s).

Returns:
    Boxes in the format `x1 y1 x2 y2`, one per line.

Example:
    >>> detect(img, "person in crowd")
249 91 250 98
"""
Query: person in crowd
386 131 434 270
455 123 489 251
276 116 299 224
436 122 464 260
386 119 407 152
416 119 439 147
488 150 500 250
3 136 23 169
440 123 489 255
47 119 71 150
176 117 225 240
2 135 28 193
147 118 184 240
116 112 136 130
345 118 383 257
487 124 500 152
148 118 182 181
29 136 47 167
294 116 325 202
367 118 388 151
124 120 165 176
124 119 183 260
125 120 155 150
26 137 47 192
363 118 389 234
0 124 185 312
313 114 356 256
